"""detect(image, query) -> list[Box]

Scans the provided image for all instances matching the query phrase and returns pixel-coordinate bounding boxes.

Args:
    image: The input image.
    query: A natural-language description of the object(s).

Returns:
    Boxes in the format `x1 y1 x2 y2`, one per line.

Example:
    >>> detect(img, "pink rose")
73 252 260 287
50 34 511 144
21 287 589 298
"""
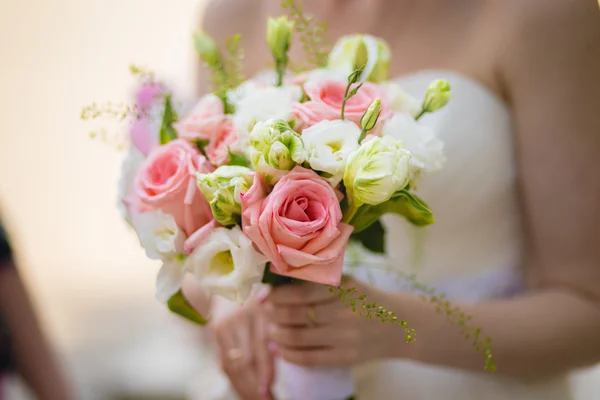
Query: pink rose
205 119 242 166
241 166 353 286
175 94 225 142
293 79 392 130
133 139 213 236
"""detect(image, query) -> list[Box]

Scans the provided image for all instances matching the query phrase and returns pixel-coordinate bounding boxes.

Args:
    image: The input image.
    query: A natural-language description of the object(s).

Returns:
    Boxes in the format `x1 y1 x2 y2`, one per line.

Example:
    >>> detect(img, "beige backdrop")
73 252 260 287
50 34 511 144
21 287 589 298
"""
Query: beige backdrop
0 0 599 399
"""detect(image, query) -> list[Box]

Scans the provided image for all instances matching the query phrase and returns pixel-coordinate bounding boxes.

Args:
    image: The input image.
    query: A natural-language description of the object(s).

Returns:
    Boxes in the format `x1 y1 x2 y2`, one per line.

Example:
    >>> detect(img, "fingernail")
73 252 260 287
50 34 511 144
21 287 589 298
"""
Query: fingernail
258 383 268 397
255 286 271 304
268 342 278 353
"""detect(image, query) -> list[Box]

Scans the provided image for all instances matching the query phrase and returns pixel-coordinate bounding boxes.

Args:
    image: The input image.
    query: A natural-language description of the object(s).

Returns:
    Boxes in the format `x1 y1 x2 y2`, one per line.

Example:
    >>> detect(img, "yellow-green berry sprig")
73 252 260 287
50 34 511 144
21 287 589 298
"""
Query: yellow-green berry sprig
329 286 416 343
342 257 496 372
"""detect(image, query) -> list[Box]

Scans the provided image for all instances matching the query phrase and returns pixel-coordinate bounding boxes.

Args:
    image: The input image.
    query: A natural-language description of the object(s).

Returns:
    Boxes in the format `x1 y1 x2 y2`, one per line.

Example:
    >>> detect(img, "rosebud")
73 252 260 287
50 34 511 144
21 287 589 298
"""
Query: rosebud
343 136 411 207
328 34 391 83
196 166 254 226
422 79 452 113
360 98 382 132
266 16 294 62
194 32 222 68
249 119 305 184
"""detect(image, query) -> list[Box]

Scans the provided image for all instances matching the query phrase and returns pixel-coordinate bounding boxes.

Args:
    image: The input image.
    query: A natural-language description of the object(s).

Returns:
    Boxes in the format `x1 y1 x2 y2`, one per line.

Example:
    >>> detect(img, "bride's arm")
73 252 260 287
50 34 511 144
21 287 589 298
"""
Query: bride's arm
388 1 600 379
265 1 600 381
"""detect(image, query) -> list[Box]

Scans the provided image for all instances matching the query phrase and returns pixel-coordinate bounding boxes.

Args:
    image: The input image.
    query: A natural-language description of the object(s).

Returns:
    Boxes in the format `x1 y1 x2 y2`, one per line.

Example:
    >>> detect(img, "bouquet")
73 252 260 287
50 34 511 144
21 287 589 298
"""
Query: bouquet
82 1 462 398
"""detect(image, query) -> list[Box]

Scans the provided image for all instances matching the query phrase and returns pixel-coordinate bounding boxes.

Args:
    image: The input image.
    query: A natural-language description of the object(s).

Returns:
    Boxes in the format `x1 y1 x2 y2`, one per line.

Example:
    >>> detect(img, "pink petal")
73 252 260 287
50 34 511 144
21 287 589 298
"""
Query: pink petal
184 219 220 254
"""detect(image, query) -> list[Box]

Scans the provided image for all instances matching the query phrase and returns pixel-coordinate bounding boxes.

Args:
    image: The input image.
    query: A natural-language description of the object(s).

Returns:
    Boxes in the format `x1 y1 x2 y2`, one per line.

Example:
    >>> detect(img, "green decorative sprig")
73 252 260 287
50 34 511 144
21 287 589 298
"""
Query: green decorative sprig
129 64 156 84
194 32 244 113
224 34 245 90
343 252 496 372
400 271 496 372
329 285 417 343
281 0 329 68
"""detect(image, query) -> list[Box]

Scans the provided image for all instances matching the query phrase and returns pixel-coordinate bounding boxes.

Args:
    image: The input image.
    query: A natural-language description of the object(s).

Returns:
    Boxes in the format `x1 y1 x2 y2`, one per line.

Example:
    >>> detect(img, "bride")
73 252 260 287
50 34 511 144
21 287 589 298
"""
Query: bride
190 0 600 399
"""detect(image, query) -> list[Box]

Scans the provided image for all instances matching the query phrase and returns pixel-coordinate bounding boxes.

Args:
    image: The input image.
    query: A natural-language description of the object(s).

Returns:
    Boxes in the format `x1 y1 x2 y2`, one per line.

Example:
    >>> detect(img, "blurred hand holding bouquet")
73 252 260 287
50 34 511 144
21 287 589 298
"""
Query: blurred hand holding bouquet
82 0 455 398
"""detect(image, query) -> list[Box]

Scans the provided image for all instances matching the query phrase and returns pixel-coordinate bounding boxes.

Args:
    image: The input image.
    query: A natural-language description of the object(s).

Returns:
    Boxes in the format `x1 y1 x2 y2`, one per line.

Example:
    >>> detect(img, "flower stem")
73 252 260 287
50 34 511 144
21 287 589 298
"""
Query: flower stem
340 81 352 120
415 109 426 120
275 58 287 87
342 203 361 224
357 127 368 143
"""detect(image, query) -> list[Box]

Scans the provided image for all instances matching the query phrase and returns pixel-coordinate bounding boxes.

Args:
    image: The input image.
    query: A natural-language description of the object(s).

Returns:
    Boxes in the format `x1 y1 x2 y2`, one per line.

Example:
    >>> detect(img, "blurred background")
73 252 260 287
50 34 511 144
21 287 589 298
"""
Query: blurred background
0 0 599 399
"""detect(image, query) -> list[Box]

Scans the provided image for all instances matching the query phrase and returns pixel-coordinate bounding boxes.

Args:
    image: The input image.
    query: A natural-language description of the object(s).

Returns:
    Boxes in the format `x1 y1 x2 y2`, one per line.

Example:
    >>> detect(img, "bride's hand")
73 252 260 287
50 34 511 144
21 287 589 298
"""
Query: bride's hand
264 278 398 367
210 300 276 399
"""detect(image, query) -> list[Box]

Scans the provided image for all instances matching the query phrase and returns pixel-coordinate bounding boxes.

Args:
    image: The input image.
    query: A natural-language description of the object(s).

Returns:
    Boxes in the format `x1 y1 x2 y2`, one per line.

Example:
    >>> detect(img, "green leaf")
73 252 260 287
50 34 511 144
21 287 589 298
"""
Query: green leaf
347 82 364 98
351 219 385 253
167 289 208 325
261 262 296 286
352 189 434 233
228 148 249 167
159 95 178 145
195 139 209 158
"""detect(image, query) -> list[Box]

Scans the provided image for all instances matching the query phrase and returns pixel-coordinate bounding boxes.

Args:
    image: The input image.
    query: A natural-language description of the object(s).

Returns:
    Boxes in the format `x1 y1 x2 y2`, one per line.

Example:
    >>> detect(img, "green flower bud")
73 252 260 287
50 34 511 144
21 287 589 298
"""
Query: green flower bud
343 136 411 207
197 166 254 226
328 34 391 83
249 119 305 184
360 98 382 132
194 31 222 67
266 16 294 62
422 79 452 112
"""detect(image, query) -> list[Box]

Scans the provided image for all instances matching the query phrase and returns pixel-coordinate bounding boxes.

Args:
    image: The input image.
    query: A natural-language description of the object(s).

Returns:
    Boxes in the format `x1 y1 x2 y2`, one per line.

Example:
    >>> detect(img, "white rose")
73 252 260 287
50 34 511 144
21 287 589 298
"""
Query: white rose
117 146 145 224
232 85 302 133
132 210 186 260
381 82 421 118
302 120 361 186
382 113 446 175
186 226 267 304
344 135 411 206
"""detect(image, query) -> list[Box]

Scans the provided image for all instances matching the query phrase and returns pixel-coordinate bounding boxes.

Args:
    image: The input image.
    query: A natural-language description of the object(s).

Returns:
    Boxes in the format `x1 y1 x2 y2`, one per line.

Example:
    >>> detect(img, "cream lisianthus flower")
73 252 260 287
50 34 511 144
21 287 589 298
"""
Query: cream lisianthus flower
232 85 302 133
383 114 446 177
155 259 187 303
132 210 186 261
186 226 268 303
117 146 145 224
381 82 422 118
196 166 254 226
302 120 361 186
249 119 305 184
131 210 188 303
343 135 411 207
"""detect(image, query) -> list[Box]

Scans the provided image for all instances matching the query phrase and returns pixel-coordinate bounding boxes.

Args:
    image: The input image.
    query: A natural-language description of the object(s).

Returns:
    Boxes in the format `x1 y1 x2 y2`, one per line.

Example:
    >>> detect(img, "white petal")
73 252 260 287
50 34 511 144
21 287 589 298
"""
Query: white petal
155 261 186 303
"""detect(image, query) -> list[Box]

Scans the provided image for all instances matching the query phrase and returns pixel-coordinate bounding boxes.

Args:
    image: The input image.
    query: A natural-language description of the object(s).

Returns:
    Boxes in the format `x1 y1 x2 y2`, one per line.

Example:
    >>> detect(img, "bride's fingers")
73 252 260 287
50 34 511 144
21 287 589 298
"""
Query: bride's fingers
263 300 340 326
254 311 275 399
267 324 340 348
267 281 335 306
277 346 357 367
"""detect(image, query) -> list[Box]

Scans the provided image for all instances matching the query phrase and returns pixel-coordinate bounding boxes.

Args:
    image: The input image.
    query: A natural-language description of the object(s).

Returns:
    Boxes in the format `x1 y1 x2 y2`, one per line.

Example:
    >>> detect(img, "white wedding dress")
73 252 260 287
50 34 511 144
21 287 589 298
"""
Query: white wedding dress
349 70 572 399
188 70 573 399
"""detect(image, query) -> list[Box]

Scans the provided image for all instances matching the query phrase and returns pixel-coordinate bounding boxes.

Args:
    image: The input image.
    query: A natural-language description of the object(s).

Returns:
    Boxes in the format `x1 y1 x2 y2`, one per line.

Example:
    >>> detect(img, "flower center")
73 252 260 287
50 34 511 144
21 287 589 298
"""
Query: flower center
148 152 179 185
209 250 234 276
326 140 343 153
